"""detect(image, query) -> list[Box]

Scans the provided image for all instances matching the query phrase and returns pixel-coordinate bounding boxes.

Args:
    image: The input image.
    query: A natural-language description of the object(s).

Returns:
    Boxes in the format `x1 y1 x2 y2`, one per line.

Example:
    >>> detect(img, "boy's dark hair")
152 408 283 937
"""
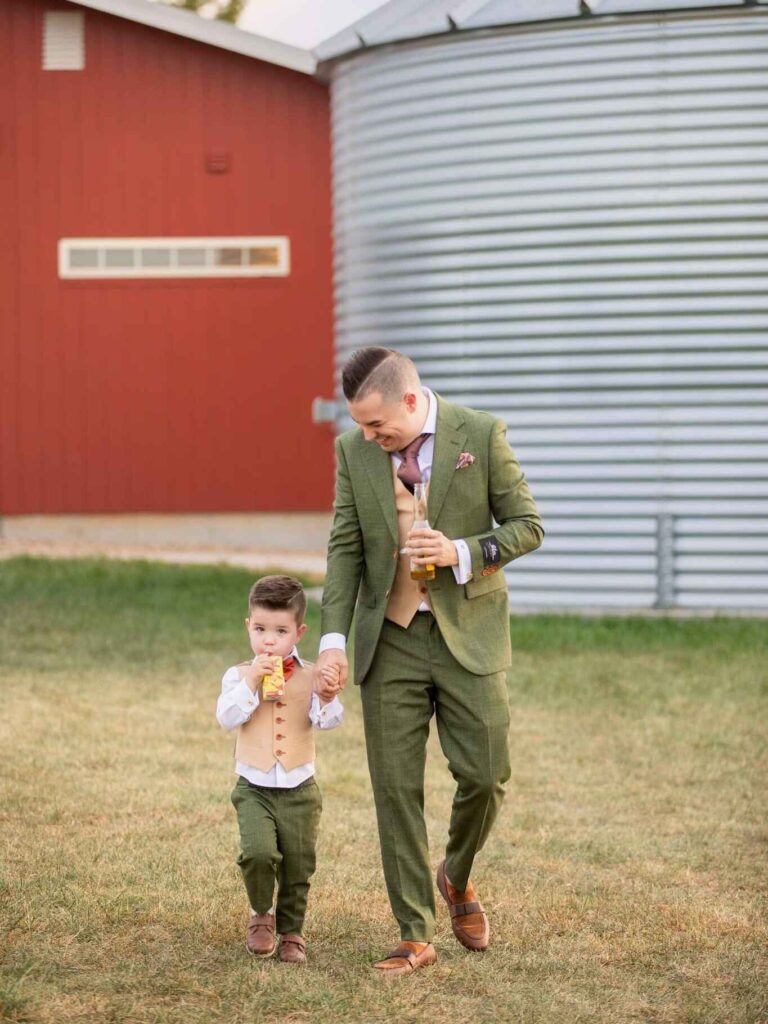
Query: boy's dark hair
248 575 307 625
342 347 419 402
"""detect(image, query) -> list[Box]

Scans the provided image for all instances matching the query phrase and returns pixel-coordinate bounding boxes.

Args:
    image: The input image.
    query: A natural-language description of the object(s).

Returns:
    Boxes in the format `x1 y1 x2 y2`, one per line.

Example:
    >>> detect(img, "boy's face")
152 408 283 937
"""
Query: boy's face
245 605 306 660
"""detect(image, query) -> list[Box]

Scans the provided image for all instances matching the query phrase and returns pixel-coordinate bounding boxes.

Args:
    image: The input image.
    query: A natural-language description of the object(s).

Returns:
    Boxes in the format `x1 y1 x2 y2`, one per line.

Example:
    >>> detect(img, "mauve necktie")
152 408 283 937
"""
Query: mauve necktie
397 432 430 493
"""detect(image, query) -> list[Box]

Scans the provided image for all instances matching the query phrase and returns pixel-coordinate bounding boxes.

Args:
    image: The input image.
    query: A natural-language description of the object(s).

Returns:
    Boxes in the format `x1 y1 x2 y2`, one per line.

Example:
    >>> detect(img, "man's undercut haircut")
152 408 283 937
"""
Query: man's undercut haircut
342 347 420 403
248 574 307 625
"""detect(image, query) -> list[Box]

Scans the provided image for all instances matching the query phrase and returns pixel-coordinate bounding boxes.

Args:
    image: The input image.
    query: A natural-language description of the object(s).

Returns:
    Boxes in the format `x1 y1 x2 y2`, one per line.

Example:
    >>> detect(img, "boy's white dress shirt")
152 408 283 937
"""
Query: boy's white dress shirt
216 648 343 788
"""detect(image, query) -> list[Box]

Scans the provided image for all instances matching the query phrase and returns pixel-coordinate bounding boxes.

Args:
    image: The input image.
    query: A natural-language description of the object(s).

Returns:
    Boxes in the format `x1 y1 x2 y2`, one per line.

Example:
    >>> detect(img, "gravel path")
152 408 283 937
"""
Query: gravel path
0 539 327 579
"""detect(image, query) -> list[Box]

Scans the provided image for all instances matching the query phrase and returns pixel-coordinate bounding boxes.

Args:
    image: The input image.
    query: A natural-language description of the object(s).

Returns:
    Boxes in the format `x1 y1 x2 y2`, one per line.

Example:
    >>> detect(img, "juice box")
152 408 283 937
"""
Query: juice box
262 657 285 700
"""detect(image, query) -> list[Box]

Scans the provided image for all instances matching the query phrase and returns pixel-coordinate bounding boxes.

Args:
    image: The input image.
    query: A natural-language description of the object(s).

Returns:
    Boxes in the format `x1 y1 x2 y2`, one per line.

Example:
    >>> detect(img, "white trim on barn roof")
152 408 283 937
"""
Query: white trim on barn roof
313 0 757 61
65 0 316 74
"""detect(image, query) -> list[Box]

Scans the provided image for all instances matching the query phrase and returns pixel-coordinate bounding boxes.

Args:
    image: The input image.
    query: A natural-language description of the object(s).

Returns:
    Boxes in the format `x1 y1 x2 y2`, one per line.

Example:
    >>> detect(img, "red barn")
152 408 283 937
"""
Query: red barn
0 0 334 516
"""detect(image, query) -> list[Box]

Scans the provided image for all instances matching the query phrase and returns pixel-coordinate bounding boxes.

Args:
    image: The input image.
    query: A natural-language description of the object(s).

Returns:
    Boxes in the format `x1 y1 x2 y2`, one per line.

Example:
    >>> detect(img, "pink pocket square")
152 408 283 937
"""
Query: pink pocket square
455 452 475 470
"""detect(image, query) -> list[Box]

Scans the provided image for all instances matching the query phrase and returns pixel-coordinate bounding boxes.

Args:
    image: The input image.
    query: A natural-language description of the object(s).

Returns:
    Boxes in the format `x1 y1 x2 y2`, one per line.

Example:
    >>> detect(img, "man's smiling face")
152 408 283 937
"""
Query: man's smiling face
347 389 421 452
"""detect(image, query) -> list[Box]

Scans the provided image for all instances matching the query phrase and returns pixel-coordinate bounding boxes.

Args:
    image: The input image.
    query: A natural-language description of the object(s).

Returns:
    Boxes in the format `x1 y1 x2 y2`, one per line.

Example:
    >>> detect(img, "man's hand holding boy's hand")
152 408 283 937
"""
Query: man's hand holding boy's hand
314 649 349 692
242 654 279 694
316 663 342 705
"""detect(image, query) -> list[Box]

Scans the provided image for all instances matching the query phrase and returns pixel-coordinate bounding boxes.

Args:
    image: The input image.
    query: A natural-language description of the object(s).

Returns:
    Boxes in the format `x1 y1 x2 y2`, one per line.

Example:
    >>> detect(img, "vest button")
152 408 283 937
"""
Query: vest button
276 702 286 708
275 749 285 755
276 734 285 739
276 717 285 723
419 586 427 595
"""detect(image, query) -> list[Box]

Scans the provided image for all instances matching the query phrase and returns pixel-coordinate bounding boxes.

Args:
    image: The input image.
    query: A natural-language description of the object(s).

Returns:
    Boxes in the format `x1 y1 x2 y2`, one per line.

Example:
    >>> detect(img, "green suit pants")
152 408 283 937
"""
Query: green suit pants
230 775 322 936
361 612 512 941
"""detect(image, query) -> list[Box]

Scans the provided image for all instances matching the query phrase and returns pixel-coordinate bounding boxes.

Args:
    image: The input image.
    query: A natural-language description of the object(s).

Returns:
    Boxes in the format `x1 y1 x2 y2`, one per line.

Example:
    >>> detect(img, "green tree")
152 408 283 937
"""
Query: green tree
164 0 247 24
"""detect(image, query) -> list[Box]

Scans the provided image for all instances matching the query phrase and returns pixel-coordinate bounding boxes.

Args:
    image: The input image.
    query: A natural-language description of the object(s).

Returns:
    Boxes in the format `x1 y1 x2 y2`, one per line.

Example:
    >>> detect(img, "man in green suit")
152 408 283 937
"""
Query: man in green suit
316 347 543 976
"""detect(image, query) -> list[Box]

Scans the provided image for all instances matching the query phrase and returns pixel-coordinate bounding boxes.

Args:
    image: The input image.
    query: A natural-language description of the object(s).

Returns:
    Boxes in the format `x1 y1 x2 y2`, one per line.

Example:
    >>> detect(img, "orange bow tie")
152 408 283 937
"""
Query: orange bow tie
282 656 296 680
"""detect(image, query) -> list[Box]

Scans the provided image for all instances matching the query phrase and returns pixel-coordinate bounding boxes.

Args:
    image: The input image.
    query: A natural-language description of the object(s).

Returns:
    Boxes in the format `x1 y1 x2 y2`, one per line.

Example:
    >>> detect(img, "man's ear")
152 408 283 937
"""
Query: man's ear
403 391 418 412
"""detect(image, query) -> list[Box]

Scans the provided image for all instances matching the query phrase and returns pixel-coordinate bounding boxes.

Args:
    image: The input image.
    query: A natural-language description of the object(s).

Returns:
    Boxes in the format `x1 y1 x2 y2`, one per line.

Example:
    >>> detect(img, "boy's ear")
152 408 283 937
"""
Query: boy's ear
296 623 308 640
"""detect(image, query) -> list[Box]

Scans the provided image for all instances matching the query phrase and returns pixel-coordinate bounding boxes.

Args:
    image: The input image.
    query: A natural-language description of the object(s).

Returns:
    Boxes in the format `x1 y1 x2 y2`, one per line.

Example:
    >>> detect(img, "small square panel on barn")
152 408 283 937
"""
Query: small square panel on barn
43 11 85 70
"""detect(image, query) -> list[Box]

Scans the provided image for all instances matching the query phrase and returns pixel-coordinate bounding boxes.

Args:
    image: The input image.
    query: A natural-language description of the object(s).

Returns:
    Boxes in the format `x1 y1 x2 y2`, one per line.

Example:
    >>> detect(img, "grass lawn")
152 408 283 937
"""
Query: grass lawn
1 556 766 1024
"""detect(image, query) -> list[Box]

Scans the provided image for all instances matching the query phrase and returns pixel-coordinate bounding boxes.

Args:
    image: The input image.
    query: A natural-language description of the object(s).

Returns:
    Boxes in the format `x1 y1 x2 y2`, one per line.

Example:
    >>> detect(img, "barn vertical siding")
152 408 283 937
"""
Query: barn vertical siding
0 0 334 513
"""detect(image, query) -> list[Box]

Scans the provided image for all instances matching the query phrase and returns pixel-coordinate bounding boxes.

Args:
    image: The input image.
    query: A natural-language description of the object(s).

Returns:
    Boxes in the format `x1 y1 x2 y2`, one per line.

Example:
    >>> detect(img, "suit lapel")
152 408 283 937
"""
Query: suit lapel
361 438 399 545
428 397 467 526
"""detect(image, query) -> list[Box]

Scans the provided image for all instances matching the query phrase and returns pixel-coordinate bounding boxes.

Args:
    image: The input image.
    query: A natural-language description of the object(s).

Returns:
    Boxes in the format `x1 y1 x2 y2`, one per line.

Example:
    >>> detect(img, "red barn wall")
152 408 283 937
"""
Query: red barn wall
0 0 335 513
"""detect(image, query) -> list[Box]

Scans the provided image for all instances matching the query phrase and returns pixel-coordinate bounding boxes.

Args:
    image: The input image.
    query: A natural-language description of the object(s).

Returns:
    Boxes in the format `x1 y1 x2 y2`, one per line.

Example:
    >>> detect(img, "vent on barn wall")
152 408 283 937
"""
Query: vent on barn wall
43 11 85 70
58 238 291 278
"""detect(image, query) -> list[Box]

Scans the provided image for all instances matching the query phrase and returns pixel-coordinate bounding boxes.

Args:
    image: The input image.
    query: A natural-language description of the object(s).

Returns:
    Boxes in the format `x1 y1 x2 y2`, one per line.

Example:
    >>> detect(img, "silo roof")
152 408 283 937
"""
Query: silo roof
314 0 764 62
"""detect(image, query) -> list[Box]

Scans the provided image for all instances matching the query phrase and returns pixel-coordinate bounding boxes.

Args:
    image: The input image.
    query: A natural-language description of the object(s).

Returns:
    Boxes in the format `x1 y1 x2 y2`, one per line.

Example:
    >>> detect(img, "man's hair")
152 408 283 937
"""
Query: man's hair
342 347 420 402
247 575 307 625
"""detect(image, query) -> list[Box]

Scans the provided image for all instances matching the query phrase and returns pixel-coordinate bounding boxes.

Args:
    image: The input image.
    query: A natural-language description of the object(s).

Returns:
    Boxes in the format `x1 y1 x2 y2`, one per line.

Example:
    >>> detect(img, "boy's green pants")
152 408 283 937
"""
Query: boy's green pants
230 775 322 935
361 613 512 942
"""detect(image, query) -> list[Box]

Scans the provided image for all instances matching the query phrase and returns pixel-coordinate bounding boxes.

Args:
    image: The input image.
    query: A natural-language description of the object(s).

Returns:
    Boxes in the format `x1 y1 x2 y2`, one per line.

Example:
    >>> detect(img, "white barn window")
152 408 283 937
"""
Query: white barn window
43 12 85 71
58 238 291 279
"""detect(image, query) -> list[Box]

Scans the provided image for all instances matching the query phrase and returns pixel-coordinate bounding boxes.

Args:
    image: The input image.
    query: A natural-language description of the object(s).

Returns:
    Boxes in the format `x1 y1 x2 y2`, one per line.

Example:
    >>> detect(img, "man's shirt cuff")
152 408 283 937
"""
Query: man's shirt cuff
319 633 347 653
451 538 473 584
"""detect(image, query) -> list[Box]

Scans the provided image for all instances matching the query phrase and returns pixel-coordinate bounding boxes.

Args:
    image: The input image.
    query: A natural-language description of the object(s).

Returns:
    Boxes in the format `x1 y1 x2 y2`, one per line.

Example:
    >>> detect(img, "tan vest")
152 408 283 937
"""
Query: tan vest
385 464 432 628
235 662 315 772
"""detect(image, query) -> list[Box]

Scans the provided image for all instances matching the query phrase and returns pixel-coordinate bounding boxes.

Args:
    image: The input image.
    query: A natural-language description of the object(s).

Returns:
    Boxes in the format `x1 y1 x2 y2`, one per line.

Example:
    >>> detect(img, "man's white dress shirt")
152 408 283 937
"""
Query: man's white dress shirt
320 387 472 654
216 648 343 787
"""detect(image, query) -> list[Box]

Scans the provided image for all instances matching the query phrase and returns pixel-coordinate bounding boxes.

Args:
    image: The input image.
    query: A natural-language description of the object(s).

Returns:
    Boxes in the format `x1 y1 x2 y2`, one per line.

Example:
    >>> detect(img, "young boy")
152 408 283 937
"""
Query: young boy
216 574 343 963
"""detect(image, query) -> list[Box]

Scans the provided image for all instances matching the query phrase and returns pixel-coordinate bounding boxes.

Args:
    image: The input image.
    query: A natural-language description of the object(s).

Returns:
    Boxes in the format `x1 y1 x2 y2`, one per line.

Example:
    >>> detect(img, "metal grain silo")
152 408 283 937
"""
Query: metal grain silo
317 0 768 612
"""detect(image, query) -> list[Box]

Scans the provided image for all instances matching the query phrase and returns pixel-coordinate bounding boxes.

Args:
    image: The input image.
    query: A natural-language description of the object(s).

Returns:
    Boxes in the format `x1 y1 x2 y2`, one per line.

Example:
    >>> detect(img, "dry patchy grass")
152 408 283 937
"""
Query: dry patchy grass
0 557 766 1024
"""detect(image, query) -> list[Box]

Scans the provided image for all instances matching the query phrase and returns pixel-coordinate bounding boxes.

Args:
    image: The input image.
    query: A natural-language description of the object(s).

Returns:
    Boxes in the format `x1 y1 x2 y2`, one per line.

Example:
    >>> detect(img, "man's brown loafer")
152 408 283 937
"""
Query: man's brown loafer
246 912 276 957
372 940 437 977
278 934 307 964
436 859 490 952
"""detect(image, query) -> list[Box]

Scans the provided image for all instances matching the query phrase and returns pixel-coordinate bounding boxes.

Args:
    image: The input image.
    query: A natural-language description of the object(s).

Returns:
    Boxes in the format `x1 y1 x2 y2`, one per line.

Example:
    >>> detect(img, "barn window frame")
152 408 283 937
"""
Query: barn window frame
58 237 290 279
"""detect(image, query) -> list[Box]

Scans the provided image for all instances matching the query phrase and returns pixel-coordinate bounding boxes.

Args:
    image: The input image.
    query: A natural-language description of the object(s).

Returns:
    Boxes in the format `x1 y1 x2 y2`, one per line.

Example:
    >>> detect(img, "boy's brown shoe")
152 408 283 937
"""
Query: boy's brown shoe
278 935 307 964
436 859 490 952
246 912 276 957
371 941 437 977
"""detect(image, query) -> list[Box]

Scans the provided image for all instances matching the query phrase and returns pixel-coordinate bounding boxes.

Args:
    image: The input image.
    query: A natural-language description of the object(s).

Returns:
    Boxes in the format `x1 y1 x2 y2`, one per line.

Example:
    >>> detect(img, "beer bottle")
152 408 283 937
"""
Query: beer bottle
410 482 436 581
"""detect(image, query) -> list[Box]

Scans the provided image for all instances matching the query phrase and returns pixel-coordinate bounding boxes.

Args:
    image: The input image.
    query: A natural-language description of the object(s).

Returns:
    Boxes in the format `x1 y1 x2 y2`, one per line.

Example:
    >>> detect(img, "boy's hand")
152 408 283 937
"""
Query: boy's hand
316 663 341 705
242 654 279 694
314 649 348 692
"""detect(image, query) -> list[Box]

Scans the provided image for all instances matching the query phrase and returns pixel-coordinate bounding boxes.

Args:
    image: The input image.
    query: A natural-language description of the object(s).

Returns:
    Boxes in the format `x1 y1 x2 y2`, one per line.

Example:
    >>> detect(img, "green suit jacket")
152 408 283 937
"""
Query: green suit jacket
320 396 544 684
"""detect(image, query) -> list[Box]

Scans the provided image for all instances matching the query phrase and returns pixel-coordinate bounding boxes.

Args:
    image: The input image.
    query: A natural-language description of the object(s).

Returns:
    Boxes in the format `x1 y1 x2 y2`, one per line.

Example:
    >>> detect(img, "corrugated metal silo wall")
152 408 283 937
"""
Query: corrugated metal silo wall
330 10 768 611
